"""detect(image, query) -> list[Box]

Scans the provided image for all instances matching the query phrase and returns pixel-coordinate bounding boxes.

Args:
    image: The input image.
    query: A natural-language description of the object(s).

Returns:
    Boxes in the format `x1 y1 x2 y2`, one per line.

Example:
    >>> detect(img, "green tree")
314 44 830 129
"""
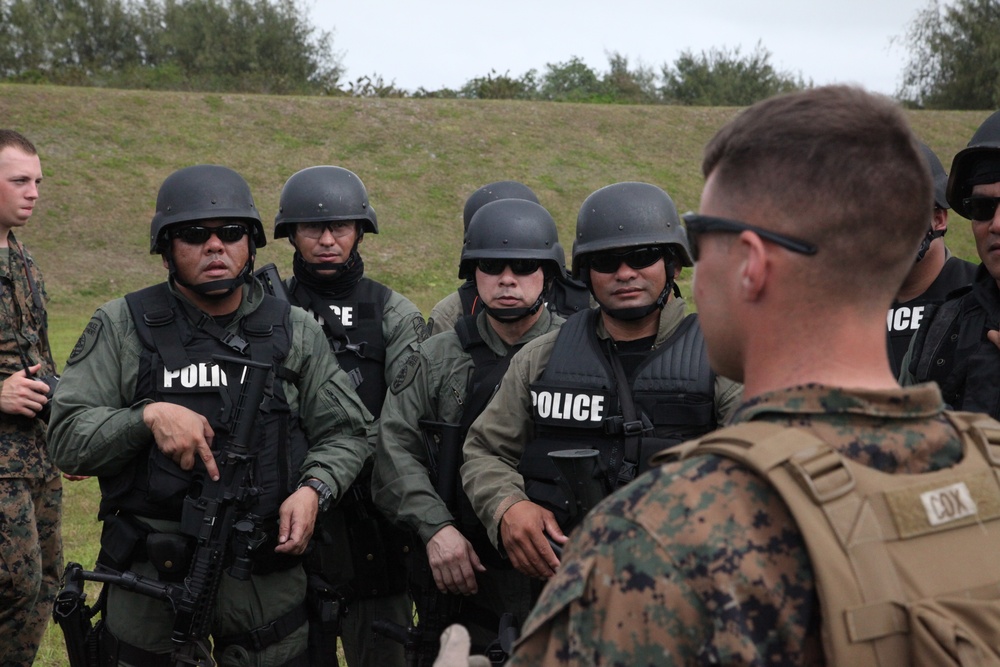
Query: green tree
460 69 538 100
603 52 658 104
897 0 1000 109
661 42 807 106
540 56 603 101
0 0 341 93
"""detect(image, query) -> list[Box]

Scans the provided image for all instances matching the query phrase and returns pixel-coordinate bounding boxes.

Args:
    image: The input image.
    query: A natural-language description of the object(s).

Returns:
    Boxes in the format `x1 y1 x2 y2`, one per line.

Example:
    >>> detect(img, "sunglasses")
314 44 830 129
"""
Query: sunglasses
296 221 357 239
171 224 249 245
962 196 1000 222
682 213 818 261
589 247 665 274
476 258 542 276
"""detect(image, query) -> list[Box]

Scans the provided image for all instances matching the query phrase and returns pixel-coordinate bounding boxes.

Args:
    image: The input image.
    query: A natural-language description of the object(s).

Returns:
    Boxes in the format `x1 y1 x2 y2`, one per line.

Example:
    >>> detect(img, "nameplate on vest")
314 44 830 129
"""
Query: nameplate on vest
885 472 1000 539
161 362 229 390
531 389 609 426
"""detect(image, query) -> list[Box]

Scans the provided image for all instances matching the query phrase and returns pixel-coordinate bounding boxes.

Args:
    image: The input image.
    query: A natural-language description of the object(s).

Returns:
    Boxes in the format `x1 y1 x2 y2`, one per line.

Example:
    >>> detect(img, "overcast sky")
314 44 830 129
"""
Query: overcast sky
307 0 934 96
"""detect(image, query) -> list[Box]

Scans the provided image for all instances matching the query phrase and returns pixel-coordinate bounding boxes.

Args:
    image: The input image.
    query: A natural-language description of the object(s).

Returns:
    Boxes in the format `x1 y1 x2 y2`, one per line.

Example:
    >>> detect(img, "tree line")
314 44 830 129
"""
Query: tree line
2 0 997 108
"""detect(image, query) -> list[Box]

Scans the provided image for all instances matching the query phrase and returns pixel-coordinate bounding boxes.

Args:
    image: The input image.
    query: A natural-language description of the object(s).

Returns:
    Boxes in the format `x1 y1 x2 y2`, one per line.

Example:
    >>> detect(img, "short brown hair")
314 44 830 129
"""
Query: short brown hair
701 86 930 302
0 129 37 156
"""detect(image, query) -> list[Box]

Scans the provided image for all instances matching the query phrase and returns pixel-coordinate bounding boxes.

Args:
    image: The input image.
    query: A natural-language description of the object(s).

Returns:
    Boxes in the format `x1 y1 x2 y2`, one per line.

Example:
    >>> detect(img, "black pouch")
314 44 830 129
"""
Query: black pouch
97 515 145 572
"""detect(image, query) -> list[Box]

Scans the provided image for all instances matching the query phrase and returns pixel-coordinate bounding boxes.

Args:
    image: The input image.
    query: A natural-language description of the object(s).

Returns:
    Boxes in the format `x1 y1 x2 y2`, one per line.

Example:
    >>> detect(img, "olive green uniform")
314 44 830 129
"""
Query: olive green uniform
0 234 62 667
461 298 743 547
426 290 463 337
49 281 372 667
373 308 563 648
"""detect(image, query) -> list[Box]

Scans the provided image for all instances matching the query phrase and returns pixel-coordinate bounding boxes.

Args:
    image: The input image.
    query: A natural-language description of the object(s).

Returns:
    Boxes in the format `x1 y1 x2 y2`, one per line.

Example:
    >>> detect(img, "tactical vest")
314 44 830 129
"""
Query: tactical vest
908 283 1000 419
443 315 526 569
519 309 715 526
663 414 1000 667
99 284 308 522
289 277 389 417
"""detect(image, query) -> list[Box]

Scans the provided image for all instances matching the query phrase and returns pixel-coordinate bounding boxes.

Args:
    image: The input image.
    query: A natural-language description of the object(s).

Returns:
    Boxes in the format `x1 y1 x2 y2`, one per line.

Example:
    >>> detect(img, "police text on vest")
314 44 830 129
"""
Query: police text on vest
531 390 605 422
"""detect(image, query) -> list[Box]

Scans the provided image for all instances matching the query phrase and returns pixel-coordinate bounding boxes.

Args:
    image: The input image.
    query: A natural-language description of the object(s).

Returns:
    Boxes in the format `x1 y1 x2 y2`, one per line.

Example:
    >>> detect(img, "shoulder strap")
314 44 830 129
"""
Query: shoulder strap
456 314 525 435
125 283 191 371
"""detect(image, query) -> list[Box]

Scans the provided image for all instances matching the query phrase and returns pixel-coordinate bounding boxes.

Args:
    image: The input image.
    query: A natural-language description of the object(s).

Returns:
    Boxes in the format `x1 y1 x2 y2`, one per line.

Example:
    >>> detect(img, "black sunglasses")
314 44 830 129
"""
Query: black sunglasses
682 213 818 261
476 258 542 276
171 224 250 245
589 247 665 274
962 196 1000 222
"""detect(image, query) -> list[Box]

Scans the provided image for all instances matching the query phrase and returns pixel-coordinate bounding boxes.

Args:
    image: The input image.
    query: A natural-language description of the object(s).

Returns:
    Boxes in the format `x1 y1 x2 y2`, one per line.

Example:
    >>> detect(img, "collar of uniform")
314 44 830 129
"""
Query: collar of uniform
166 279 262 324
731 382 947 423
477 306 558 356
594 296 686 347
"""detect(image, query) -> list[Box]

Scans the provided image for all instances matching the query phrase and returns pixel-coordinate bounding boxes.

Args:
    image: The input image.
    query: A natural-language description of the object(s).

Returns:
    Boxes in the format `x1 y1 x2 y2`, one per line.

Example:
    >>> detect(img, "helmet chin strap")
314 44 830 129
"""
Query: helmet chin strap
916 227 946 262
483 293 546 323
166 239 257 301
592 272 678 322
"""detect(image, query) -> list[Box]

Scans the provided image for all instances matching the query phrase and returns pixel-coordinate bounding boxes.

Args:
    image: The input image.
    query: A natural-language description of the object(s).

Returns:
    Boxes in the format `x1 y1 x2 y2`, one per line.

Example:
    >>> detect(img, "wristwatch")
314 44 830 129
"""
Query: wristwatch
298 478 333 513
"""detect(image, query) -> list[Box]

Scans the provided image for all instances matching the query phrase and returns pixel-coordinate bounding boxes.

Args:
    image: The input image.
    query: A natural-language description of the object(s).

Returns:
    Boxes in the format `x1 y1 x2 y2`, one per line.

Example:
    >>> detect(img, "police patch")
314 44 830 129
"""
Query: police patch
67 318 102 366
390 353 420 395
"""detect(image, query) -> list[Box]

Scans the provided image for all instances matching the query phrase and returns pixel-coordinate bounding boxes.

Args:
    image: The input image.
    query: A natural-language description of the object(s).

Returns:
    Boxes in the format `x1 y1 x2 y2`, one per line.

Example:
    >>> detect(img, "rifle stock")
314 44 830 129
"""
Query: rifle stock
549 449 610 533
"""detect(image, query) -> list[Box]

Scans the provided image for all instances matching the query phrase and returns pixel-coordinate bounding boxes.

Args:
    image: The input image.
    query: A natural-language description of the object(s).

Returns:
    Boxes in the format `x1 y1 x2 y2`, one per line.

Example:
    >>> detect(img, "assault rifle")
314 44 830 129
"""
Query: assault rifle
54 355 272 667
254 263 291 302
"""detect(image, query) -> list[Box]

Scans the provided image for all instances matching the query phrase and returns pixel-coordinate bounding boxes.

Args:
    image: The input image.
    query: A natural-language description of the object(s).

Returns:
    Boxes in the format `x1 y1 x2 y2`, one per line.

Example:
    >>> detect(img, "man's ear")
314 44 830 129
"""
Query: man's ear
739 231 768 301
932 208 948 232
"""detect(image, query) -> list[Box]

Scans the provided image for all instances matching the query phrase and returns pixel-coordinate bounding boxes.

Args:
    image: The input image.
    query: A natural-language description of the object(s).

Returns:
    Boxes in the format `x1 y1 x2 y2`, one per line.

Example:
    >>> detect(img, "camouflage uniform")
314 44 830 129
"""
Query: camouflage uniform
461 297 743 548
48 280 371 667
372 309 563 646
509 382 962 666
0 234 62 667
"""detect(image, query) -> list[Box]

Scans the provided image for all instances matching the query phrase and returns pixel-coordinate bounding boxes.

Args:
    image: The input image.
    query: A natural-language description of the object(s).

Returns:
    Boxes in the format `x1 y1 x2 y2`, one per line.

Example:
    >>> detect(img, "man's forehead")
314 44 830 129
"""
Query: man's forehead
0 146 41 175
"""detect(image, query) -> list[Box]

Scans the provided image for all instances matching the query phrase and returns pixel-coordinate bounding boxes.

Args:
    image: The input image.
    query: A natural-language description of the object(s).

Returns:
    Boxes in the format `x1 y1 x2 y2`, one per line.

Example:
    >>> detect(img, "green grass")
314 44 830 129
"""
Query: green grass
4 82 988 665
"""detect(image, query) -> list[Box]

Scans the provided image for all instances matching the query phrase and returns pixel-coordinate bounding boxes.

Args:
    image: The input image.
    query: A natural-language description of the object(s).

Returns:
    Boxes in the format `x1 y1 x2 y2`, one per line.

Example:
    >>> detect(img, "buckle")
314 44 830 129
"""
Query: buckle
219 332 249 354
788 445 854 503
249 620 279 651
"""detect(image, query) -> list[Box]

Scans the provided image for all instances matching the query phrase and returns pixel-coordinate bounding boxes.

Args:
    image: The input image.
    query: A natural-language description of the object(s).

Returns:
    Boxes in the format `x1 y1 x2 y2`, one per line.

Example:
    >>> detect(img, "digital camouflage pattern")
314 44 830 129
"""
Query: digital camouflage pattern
509 383 962 666
0 235 62 667
0 478 63 666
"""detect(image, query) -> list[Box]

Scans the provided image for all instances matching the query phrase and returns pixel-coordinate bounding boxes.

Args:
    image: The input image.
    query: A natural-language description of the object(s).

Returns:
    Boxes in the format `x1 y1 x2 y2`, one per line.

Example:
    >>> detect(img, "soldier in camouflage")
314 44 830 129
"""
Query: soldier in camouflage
507 86 979 665
0 129 61 667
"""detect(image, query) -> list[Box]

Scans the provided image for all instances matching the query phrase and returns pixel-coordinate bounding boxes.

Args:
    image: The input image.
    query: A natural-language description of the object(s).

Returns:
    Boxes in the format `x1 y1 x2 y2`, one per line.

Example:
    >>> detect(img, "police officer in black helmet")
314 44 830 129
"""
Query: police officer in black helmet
902 111 1000 419
887 142 977 377
49 165 371 666
272 165 425 667
427 181 590 335
461 182 742 581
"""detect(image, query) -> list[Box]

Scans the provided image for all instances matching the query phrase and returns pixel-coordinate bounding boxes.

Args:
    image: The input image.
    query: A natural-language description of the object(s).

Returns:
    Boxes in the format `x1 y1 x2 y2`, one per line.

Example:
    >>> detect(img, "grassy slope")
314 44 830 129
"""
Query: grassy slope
0 83 987 666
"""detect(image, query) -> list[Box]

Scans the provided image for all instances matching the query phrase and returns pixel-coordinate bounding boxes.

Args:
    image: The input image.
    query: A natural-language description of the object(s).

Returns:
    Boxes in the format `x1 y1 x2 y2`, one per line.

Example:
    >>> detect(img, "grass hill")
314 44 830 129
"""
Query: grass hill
1 83 989 666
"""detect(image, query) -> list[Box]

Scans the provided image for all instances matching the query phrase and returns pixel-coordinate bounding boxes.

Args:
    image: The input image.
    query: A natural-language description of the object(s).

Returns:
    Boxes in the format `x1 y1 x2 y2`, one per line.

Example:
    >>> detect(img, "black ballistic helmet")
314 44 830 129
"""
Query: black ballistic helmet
948 110 1000 218
462 180 539 233
572 182 692 280
459 199 563 279
919 142 950 210
274 166 378 239
150 165 265 254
